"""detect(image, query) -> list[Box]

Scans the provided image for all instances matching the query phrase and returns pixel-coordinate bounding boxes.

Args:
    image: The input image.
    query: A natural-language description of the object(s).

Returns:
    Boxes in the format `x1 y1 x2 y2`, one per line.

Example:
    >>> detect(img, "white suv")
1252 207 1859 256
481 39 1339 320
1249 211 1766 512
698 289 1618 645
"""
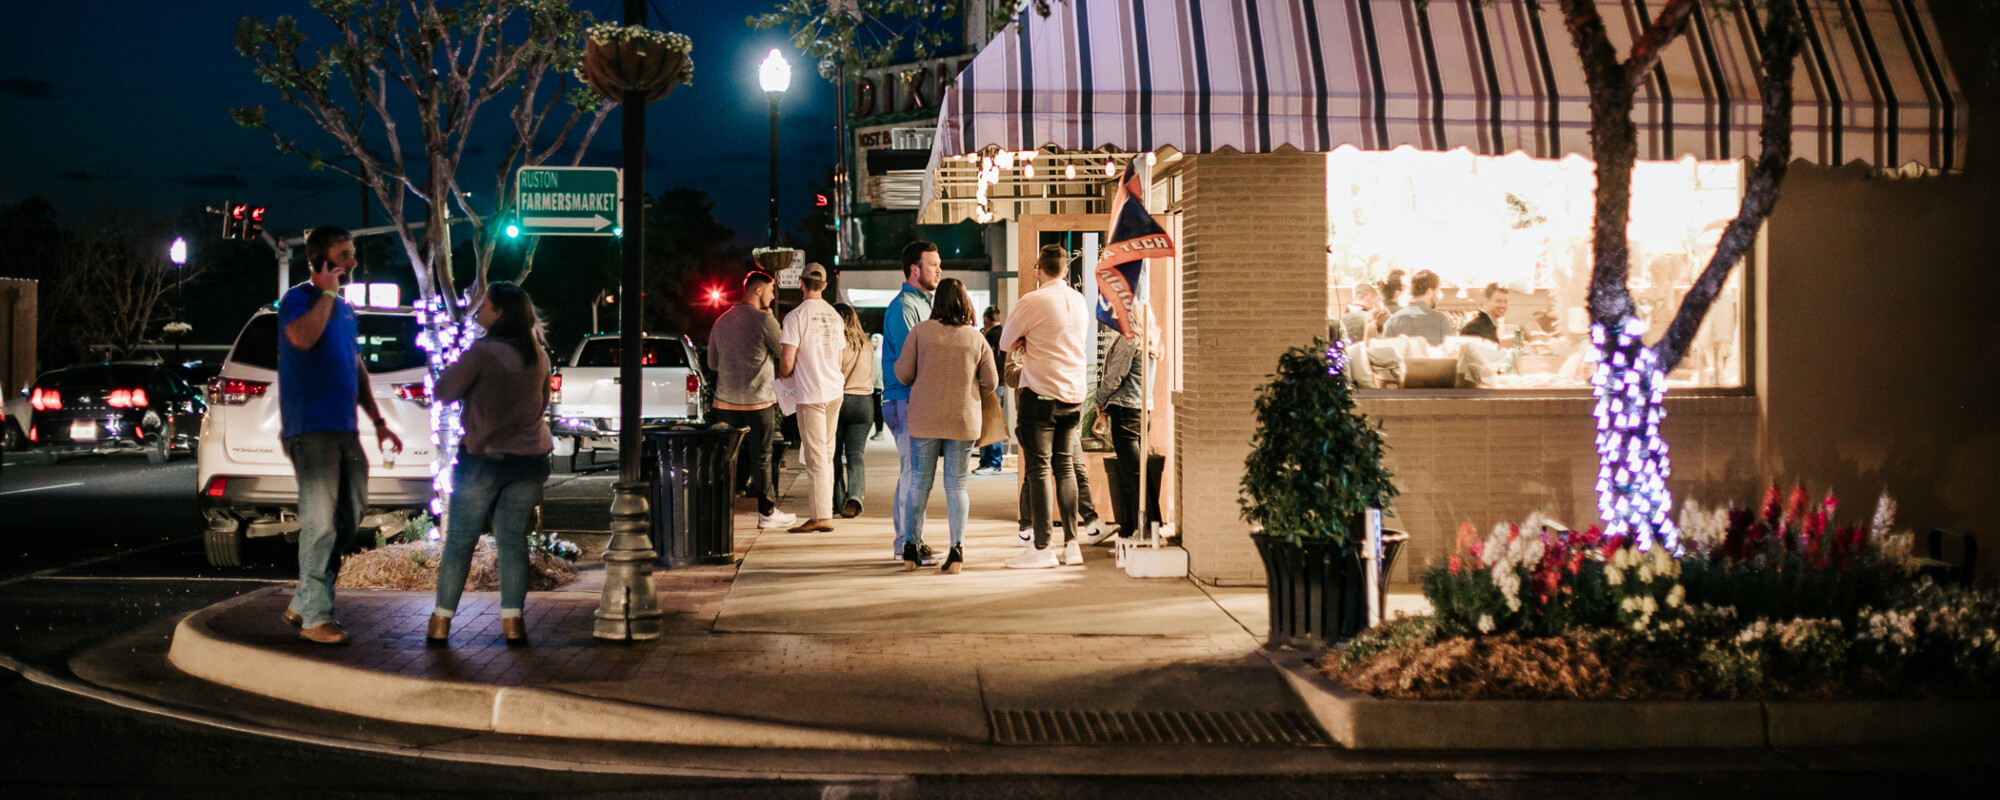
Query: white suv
196 305 437 567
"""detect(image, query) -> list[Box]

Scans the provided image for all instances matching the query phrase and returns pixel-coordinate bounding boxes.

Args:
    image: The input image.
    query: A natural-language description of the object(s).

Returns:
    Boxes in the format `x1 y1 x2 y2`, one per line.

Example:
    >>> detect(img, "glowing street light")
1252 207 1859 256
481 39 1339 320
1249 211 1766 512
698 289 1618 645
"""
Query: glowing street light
168 237 188 266
759 48 790 247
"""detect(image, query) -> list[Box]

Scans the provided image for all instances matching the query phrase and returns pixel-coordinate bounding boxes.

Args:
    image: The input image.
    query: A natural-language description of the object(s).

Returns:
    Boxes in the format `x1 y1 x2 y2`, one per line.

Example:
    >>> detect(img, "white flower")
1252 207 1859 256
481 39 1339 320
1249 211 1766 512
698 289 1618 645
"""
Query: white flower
1637 565 1654 583
1666 584 1685 608
1605 565 1624 586
1477 614 1495 634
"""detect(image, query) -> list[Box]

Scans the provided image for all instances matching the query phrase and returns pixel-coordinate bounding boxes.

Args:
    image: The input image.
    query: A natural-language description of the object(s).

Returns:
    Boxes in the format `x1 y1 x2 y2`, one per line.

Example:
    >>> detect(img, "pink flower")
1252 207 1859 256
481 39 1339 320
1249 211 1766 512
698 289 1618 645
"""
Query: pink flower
1448 554 1463 575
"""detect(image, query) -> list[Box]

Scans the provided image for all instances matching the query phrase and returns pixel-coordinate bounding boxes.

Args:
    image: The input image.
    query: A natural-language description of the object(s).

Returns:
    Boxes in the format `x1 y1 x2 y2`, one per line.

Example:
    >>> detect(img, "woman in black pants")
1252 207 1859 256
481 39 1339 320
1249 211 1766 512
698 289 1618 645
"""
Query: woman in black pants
1093 305 1159 540
831 304 876 517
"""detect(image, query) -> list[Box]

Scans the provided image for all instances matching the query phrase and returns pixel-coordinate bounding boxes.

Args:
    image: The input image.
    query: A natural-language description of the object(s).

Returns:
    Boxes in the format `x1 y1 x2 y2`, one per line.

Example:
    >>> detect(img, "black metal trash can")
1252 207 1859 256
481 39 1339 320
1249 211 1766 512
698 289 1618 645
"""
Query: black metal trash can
642 423 749 569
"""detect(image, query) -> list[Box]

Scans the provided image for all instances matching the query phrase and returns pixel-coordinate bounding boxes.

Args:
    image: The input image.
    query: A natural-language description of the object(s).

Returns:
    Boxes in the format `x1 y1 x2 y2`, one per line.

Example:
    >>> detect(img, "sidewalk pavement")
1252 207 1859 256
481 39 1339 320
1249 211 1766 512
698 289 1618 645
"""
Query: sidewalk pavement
163 437 1433 755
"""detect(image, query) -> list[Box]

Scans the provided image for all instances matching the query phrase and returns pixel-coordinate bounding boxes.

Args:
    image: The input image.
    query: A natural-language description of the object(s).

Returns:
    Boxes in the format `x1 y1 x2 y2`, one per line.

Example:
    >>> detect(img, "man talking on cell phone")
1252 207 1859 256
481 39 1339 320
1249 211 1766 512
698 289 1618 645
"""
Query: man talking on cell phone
277 225 403 645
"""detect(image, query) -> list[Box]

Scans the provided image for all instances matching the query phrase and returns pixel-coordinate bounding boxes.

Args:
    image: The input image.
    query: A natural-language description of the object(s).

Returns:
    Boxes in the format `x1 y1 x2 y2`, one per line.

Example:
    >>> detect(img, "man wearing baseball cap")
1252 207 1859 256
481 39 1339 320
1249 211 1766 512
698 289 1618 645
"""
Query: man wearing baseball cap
776 263 847 532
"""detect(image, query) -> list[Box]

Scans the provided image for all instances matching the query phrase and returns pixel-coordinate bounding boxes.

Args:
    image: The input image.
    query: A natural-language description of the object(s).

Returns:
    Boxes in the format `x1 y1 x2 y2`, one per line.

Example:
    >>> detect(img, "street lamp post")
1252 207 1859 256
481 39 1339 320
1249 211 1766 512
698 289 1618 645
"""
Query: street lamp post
168 237 188 361
759 49 790 248
591 289 615 334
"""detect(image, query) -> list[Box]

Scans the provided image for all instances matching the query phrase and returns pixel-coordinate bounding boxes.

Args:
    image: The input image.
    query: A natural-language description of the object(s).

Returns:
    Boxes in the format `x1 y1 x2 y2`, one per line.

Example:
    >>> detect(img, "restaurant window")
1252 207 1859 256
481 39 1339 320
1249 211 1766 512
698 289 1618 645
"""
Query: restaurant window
1326 146 1746 391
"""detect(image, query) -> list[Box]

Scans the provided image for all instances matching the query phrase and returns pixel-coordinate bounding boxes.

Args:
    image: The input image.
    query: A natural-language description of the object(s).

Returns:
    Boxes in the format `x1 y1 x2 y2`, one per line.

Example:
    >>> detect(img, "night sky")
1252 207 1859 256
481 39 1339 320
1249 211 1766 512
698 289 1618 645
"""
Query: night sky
0 0 839 248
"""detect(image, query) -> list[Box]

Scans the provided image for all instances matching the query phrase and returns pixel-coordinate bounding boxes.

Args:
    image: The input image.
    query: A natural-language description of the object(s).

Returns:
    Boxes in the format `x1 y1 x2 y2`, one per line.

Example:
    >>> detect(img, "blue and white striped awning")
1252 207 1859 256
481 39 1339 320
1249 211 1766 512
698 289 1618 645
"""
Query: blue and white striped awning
921 0 1966 220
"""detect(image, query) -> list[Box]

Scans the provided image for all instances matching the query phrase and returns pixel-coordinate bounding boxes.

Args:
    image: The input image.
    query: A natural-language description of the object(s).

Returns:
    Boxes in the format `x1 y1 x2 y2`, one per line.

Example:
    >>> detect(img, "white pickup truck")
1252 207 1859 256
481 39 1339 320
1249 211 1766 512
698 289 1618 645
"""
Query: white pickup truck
549 333 706 457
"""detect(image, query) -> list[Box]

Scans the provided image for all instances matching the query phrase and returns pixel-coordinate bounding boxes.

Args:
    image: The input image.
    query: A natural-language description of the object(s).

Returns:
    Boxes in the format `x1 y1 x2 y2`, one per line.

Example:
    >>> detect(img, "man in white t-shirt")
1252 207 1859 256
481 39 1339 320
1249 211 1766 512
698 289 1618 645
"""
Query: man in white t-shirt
778 263 847 532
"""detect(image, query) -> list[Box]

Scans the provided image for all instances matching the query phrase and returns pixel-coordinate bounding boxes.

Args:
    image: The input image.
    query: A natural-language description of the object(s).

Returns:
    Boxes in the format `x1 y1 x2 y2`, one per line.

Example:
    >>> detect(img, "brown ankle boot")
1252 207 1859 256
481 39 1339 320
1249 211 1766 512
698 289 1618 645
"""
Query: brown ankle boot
501 616 527 645
425 613 450 644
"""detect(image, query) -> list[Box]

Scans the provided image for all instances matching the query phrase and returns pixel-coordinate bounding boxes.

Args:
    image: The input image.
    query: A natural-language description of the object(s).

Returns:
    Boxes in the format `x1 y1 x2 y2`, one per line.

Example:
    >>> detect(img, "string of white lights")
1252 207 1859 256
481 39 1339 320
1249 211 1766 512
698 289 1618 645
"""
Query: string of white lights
1589 317 1678 551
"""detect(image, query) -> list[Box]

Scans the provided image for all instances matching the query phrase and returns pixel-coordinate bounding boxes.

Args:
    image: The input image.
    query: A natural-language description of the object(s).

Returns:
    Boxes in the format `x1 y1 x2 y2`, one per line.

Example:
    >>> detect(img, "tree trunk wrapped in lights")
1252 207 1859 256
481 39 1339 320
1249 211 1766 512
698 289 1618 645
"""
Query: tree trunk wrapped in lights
1555 0 1803 550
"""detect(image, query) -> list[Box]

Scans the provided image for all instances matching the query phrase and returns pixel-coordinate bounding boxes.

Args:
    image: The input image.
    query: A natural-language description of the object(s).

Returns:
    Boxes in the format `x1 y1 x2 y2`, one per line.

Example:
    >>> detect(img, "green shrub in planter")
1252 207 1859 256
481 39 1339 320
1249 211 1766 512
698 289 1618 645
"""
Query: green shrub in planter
1241 339 1398 647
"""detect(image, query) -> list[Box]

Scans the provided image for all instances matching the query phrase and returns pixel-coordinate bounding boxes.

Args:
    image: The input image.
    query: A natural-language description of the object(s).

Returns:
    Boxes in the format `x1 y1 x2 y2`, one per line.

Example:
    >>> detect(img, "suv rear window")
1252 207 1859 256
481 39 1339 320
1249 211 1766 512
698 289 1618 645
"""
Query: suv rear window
40 365 154 388
574 339 688 368
229 314 430 373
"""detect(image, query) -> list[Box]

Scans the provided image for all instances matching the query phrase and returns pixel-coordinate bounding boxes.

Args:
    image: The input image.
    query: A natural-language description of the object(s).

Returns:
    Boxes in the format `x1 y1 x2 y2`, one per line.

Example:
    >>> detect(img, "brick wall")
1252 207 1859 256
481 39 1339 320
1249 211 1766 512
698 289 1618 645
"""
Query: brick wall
1175 149 1332 584
1355 395 1760 583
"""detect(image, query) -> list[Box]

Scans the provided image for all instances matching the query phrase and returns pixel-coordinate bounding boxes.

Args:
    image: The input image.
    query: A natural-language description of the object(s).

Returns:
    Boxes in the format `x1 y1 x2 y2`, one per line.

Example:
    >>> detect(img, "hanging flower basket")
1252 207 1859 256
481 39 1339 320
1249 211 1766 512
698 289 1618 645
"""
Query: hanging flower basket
580 23 693 105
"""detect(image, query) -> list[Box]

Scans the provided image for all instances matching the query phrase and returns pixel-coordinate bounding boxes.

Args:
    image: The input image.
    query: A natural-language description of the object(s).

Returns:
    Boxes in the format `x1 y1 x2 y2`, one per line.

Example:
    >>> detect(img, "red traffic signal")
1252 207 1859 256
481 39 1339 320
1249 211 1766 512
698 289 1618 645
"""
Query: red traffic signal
246 206 266 238
814 193 828 208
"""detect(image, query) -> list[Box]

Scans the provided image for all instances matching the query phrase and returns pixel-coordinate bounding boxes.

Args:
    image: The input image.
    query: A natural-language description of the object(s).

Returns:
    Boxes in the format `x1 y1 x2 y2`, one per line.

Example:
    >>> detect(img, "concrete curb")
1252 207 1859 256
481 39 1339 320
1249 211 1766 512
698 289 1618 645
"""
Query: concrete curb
1267 651 2000 750
166 589 947 751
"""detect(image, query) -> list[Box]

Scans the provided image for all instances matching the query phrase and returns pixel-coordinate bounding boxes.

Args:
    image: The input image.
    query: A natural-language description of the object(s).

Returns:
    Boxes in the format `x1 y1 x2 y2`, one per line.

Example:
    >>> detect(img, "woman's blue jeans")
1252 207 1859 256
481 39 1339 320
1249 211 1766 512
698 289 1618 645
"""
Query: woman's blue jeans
897 436 971 549
434 453 550 618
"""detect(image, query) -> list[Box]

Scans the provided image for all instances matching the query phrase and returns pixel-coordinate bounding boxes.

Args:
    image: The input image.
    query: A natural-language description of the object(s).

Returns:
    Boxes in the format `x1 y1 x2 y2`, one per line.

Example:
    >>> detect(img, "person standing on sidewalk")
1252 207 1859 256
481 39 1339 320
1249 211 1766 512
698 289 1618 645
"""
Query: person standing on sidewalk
1094 304 1161 542
881 240 940 560
427 282 553 646
777 263 846 533
974 306 1006 476
277 225 403 645
706 271 796 530
999 244 1090 569
893 279 996 574
831 303 875 518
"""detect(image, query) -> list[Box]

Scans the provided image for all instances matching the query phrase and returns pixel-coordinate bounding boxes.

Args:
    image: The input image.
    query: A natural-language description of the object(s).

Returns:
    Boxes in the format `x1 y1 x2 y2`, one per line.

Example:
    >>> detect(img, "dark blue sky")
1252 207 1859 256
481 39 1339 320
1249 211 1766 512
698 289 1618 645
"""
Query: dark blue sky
0 1 839 247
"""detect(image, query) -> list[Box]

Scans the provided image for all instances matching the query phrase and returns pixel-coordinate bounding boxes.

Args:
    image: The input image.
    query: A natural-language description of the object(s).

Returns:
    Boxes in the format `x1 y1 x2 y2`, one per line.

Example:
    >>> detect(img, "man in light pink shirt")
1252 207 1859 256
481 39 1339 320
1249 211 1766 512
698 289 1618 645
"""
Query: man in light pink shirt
997 244 1090 569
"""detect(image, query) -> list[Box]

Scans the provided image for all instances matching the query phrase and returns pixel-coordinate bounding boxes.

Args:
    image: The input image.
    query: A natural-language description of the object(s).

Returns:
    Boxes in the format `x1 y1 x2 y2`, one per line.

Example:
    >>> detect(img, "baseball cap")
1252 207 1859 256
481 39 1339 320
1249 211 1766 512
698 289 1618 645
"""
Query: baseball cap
803 262 828 282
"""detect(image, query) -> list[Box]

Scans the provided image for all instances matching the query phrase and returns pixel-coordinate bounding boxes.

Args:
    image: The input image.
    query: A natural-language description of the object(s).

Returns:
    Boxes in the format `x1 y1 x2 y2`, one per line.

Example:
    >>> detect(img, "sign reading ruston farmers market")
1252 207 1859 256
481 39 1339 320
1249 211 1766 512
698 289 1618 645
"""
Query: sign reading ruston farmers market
515 166 621 236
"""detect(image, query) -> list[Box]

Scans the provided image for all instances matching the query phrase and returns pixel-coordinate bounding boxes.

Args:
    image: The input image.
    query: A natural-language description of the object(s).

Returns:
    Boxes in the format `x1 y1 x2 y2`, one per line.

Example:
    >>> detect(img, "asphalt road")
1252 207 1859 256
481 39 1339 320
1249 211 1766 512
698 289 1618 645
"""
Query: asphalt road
0 453 1990 798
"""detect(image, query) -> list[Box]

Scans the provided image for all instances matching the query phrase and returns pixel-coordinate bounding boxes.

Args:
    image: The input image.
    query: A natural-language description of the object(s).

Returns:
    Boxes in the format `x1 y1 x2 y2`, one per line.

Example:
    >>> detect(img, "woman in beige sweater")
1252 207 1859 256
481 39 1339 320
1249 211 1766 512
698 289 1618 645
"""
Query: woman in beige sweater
892 278 998 573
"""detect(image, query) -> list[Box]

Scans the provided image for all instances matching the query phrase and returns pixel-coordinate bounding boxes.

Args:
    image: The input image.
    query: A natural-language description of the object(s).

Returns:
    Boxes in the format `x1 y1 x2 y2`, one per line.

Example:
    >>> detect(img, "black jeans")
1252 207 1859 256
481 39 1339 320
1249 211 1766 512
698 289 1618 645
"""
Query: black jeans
832 393 873 509
1104 404 1157 536
1017 434 1097 529
714 406 778 515
1015 391 1081 549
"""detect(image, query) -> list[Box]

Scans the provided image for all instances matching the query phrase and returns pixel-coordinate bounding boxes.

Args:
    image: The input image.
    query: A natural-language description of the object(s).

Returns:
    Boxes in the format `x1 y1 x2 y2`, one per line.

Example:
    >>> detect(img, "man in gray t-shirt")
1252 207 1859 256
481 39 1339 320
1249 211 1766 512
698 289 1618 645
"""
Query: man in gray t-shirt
706 271 795 528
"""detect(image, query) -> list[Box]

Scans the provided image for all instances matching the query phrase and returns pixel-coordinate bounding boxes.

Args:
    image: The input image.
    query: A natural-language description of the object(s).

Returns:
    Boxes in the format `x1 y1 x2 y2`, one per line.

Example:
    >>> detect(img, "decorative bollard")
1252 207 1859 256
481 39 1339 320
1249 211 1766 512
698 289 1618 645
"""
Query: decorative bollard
594 480 663 640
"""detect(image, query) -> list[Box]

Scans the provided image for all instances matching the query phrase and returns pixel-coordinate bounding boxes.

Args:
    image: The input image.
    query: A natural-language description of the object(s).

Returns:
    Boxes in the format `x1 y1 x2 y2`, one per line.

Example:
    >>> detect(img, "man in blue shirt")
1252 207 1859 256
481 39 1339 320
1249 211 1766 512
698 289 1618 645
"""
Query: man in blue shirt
880 240 939 561
278 226 402 645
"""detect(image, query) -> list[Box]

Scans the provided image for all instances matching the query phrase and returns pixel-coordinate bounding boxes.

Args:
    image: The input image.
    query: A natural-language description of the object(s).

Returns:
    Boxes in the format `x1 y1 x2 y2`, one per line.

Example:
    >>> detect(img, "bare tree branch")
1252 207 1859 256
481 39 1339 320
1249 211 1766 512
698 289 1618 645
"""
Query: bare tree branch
1623 0 1700 90
1653 0 1803 371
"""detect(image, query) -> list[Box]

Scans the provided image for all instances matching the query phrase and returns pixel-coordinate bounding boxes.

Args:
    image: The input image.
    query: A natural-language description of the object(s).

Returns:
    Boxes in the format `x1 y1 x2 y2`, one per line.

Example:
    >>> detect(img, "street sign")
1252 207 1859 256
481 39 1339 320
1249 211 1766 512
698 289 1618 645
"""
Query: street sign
514 166 621 236
776 250 805 289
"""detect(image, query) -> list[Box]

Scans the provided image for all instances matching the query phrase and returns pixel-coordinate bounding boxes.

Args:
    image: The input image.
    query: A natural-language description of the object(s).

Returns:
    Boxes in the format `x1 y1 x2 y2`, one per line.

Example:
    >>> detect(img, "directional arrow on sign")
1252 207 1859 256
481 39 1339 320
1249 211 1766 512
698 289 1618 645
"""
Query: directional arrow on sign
523 214 613 231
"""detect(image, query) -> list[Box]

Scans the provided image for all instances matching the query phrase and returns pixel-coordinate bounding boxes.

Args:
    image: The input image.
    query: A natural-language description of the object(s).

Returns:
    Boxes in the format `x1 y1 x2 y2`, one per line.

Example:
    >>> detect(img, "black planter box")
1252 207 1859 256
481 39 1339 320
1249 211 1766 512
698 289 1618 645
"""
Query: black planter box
1252 532 1405 649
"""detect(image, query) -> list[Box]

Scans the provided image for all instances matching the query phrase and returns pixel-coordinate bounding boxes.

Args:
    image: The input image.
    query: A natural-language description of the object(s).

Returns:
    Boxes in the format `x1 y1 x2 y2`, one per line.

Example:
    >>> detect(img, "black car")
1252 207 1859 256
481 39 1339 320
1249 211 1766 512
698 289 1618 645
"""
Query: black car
171 360 225 388
25 361 207 465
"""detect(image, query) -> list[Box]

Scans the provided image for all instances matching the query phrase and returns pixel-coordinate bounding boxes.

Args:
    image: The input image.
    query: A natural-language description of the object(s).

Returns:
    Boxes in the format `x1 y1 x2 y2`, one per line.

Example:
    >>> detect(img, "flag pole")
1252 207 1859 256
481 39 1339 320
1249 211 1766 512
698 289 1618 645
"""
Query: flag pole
1135 155 1151 547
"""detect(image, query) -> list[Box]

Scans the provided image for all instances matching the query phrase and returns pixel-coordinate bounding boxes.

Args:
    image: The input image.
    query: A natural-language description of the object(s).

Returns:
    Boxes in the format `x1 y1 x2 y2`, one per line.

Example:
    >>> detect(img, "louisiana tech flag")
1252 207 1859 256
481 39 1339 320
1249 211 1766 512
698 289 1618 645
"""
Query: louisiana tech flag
1095 163 1173 339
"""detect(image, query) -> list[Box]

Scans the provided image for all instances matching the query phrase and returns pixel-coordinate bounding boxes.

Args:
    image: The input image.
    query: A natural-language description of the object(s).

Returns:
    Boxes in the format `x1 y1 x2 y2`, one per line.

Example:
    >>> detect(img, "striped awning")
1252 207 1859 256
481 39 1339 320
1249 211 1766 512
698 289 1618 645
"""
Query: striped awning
921 0 1966 219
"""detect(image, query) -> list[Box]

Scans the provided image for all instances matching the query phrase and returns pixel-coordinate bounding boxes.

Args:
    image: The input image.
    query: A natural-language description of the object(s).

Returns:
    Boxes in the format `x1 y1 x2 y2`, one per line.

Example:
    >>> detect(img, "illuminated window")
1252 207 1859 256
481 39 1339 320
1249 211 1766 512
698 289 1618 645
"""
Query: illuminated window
1326 147 1746 391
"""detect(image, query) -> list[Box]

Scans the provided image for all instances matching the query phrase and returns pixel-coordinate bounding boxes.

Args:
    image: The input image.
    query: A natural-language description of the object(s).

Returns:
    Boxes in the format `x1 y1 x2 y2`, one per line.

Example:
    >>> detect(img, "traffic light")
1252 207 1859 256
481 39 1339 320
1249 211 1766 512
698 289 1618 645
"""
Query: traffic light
814 193 829 208
228 204 249 239
246 206 266 239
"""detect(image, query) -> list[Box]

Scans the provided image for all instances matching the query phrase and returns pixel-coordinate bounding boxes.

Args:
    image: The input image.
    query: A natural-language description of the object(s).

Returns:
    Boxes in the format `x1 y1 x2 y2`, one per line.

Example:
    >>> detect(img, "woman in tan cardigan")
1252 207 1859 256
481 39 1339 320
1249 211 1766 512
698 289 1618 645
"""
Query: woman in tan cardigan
892 278 998 573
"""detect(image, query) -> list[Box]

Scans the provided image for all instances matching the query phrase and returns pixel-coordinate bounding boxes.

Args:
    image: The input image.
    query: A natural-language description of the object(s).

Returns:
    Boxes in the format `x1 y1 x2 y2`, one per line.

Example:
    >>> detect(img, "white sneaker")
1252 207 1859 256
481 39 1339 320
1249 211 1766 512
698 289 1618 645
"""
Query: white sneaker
1080 519 1118 546
1004 547 1060 569
1061 540 1084 566
1016 527 1034 549
758 510 798 529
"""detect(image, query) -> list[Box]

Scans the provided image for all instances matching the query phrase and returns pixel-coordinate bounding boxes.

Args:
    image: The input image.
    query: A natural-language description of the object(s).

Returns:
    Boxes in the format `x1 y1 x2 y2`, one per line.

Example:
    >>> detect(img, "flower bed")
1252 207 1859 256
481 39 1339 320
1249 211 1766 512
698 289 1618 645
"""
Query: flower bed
1326 488 2000 700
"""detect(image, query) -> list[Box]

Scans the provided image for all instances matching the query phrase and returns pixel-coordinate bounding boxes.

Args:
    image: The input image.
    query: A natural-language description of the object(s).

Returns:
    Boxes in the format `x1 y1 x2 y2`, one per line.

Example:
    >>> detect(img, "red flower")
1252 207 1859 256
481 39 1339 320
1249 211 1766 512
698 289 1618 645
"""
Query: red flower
1761 485 1782 525
1786 484 1809 526
1448 554 1463 575
1455 521 1478 553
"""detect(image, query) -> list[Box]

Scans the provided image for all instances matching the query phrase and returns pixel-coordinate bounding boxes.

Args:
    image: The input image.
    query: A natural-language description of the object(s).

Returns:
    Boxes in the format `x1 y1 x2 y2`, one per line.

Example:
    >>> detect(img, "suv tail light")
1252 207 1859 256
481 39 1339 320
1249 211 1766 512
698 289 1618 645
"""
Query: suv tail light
549 374 562 404
685 374 699 394
394 382 430 408
204 477 228 498
107 388 150 408
29 387 60 411
208 378 270 405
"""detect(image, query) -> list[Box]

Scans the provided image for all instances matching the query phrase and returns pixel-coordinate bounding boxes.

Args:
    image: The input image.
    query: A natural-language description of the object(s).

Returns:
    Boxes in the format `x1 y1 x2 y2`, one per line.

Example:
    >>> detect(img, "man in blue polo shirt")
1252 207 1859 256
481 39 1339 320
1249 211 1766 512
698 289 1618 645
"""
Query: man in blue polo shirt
278 225 403 645
881 239 939 561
